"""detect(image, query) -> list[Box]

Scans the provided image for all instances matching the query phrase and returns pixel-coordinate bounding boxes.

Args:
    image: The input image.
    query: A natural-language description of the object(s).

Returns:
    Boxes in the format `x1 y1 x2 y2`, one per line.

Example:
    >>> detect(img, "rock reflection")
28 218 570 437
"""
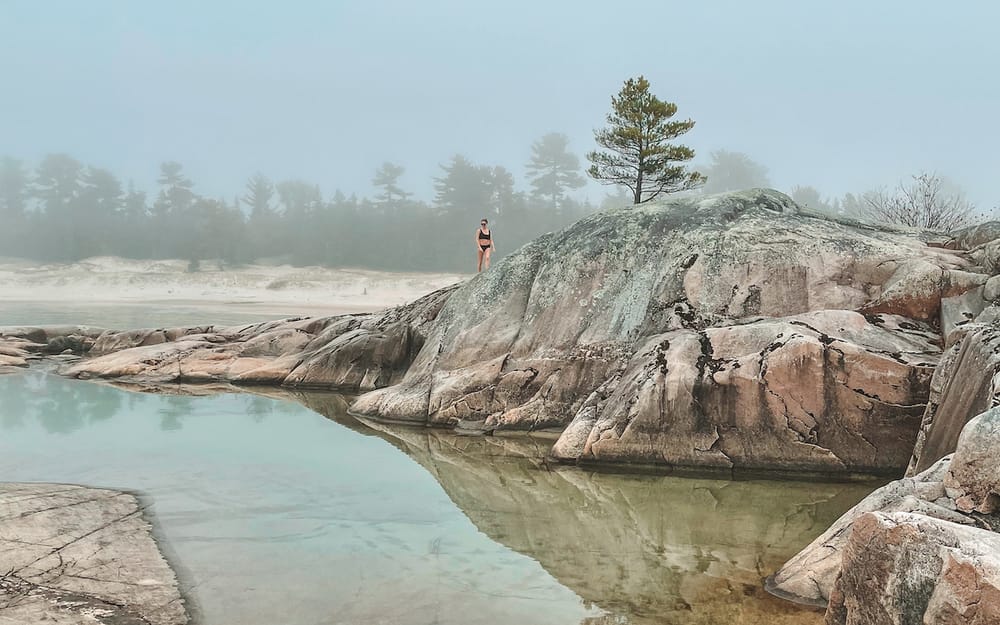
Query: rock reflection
2 374 873 624
294 391 873 625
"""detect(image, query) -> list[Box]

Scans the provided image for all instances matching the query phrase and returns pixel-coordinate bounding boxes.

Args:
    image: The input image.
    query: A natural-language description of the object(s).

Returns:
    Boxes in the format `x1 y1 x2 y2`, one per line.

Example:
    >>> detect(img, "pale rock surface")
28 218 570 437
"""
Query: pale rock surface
907 321 1000 475
0 326 103 374
0 483 188 625
353 190 978 473
943 406 1000 513
940 286 987 346
773 403 1000 622
61 285 456 390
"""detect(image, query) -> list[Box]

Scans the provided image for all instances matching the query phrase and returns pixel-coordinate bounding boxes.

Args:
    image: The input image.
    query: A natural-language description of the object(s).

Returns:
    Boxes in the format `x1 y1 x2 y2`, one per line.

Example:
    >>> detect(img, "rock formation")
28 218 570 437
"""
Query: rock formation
770 406 1000 623
0 483 189 625
52 190 998 478
8 191 1000 624
766 210 1000 623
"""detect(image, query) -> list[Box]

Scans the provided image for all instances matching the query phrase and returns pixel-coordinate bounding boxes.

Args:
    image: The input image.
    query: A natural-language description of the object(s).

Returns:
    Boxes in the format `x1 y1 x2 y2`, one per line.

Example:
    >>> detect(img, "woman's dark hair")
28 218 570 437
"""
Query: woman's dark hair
481 218 488 223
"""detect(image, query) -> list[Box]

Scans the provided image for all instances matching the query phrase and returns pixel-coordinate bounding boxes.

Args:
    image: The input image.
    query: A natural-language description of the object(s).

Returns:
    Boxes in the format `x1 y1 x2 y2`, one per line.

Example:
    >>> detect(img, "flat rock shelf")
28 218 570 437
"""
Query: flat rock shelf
0 483 189 625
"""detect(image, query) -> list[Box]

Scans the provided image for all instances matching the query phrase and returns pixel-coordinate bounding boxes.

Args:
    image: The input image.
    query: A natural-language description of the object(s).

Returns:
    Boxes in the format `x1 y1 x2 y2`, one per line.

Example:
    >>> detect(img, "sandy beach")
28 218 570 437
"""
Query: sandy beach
0 257 466 320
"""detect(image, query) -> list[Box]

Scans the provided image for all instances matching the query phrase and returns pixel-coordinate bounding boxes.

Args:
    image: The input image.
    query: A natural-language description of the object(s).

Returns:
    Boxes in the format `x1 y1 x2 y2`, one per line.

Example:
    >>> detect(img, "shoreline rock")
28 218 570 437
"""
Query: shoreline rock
29 191 998 479
0 482 190 625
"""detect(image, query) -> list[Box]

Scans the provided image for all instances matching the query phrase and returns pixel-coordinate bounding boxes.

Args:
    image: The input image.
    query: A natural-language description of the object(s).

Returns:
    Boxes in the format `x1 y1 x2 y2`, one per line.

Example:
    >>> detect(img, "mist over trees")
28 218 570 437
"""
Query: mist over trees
3 97 994 273
699 150 771 194
0 140 603 272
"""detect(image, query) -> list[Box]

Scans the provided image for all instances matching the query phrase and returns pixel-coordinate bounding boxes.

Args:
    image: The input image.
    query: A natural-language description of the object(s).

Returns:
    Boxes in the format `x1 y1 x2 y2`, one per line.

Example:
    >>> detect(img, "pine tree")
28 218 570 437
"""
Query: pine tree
242 173 274 220
526 133 585 211
587 76 703 204
372 162 411 204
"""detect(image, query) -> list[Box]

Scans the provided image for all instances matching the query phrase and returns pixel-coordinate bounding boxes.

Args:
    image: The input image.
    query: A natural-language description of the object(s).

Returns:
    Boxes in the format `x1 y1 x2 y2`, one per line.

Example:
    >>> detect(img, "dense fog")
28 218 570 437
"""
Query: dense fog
1 2 997 271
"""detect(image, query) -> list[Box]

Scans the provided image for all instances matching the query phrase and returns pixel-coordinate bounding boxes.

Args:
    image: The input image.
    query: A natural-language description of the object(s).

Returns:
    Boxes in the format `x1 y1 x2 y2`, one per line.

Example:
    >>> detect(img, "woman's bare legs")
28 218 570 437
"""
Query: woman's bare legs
477 248 485 272
482 248 492 270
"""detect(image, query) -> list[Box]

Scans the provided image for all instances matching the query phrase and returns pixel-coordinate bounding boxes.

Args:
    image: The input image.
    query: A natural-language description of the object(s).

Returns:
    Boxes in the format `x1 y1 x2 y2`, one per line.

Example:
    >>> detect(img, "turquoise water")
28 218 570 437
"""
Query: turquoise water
0 370 875 624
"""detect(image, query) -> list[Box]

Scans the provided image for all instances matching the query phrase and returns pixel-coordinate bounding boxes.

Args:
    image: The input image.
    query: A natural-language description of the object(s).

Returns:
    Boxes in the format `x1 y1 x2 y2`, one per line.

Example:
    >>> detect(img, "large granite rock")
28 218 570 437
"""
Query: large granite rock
353 189 972 473
767 456 969 606
59 189 996 474
549 310 938 473
0 482 189 625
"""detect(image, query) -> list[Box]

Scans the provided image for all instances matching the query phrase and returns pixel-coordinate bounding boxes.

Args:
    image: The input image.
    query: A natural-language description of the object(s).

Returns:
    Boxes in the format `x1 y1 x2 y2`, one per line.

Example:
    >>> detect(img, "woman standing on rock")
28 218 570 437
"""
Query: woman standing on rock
476 218 495 272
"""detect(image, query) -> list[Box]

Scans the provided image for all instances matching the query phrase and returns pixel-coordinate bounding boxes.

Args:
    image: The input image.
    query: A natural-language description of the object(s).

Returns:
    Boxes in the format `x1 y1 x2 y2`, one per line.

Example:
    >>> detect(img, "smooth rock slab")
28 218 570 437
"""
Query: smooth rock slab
944 405 1000 513
0 483 189 625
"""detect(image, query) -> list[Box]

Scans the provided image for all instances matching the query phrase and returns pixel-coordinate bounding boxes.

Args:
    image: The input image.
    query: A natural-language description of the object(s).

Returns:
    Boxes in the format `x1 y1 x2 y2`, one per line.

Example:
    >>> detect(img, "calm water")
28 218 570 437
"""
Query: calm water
0 300 314 328
0 371 875 625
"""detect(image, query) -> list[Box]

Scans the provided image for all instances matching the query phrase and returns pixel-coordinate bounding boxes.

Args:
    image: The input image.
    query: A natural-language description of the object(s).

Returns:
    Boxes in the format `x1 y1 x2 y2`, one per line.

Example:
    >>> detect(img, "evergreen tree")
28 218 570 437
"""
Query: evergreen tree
0 158 28 256
482 165 517 218
699 150 770 194
434 155 491 214
526 133 585 210
276 180 323 263
115 182 150 258
78 167 124 257
151 161 197 258
243 173 275 220
789 185 833 213
587 76 703 204
153 161 195 217
33 154 84 259
244 173 279 258
0 157 27 221
372 162 410 204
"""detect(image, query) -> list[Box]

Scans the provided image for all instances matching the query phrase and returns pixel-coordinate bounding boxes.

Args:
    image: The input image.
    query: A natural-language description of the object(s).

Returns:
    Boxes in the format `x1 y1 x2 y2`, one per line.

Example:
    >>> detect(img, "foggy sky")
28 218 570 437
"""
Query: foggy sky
3 0 998 208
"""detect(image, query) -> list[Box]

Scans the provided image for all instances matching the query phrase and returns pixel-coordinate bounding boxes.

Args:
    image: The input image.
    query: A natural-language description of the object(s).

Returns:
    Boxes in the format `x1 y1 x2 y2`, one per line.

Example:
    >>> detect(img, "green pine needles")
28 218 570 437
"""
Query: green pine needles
587 76 704 204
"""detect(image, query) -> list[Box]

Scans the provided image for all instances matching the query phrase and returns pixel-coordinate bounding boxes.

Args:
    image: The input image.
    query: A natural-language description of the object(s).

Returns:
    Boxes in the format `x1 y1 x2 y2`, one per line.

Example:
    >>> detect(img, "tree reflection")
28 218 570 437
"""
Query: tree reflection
0 373 123 434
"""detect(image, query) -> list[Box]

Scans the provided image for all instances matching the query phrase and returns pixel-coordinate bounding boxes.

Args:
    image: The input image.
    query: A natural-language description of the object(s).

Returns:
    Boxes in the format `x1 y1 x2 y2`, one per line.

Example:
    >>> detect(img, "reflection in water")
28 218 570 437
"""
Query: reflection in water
297 391 872 625
0 373 876 625
1 371 123 434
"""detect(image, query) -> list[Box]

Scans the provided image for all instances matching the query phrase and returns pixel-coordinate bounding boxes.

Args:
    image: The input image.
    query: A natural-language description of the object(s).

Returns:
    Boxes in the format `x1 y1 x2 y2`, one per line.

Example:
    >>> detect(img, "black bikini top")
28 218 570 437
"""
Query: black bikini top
478 228 491 241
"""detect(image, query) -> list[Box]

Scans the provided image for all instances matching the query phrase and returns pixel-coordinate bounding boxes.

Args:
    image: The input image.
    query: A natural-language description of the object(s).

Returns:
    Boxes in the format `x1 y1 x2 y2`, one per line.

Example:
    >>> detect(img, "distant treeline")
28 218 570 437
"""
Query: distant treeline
0 137 617 272
2 147 991 273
